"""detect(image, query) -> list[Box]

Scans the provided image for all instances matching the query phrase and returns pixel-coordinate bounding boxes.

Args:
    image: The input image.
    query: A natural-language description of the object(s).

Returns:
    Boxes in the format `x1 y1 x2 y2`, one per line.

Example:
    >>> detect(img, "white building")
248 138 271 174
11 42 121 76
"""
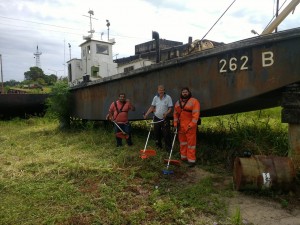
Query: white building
67 37 155 86
67 37 118 86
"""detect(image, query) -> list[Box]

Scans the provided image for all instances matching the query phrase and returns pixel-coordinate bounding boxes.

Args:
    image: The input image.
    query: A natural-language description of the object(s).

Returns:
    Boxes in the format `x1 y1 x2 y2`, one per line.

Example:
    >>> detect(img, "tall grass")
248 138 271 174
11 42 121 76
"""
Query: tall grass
0 107 292 224
199 108 288 172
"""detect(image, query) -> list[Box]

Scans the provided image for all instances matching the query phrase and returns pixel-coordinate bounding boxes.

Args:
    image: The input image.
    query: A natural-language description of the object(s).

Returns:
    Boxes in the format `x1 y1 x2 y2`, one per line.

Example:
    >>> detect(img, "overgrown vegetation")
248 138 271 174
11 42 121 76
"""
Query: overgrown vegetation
199 108 289 172
3 66 68 94
46 81 71 128
0 108 298 224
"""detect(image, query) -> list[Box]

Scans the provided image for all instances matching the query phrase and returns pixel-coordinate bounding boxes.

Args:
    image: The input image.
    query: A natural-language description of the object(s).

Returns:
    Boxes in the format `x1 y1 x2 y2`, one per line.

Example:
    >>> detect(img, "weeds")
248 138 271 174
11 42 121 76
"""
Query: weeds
0 107 296 224
231 207 242 225
200 108 288 169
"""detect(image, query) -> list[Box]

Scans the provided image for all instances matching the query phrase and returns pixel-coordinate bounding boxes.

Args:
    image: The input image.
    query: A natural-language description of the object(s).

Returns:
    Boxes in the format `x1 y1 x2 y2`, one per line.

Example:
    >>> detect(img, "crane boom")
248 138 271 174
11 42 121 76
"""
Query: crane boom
261 0 300 35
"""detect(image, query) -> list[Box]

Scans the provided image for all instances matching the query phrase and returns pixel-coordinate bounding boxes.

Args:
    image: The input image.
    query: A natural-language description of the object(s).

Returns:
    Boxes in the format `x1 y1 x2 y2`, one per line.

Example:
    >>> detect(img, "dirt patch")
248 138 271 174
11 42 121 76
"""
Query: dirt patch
173 166 300 225
228 193 300 225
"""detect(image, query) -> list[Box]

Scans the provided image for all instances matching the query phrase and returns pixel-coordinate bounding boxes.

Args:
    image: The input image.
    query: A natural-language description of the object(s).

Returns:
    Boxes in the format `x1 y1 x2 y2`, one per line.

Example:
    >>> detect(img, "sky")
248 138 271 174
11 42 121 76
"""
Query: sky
0 0 299 82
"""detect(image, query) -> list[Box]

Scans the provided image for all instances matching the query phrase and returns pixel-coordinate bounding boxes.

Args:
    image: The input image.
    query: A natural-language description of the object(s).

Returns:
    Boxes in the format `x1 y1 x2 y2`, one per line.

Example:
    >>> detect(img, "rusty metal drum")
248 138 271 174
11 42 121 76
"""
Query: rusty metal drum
233 155 296 191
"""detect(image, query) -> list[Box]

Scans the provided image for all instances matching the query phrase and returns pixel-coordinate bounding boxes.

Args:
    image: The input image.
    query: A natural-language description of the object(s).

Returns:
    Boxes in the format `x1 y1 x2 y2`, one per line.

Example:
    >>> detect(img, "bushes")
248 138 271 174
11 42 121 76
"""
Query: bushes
46 81 71 128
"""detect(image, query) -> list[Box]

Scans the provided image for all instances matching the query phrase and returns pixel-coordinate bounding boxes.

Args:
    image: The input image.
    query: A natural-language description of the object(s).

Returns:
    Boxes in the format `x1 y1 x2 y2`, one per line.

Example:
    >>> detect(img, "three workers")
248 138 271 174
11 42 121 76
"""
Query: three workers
107 86 200 167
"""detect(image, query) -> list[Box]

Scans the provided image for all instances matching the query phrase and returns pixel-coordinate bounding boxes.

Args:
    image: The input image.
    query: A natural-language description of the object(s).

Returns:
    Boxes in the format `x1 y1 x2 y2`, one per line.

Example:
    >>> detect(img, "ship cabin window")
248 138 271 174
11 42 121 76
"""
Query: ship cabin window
124 66 134 73
87 45 91 54
96 44 109 55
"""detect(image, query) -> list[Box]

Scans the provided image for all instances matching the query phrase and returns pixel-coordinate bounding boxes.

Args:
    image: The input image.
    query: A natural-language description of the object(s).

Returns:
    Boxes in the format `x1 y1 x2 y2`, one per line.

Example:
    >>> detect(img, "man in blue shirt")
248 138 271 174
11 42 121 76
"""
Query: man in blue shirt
144 85 173 152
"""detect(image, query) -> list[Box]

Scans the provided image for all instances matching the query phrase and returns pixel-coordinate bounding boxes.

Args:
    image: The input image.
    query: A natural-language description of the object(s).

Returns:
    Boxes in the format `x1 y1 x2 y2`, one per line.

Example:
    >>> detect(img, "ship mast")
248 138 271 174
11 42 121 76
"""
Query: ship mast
261 0 300 35
83 10 97 40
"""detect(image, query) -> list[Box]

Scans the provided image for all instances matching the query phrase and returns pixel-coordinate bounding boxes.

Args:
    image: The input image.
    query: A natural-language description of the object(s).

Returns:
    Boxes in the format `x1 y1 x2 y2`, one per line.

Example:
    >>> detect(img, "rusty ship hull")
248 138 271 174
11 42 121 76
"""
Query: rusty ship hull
70 27 300 120
0 94 49 119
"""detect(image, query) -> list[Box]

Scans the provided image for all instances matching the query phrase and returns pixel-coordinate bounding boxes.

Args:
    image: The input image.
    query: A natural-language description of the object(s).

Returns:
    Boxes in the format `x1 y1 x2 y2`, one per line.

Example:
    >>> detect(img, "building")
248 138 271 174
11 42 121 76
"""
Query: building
67 38 118 86
67 32 222 86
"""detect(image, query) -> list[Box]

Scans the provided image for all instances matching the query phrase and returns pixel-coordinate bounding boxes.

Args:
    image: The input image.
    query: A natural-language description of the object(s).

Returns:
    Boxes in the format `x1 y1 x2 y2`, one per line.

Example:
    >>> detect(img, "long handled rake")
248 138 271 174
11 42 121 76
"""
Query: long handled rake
140 118 164 159
162 127 179 175
112 121 129 139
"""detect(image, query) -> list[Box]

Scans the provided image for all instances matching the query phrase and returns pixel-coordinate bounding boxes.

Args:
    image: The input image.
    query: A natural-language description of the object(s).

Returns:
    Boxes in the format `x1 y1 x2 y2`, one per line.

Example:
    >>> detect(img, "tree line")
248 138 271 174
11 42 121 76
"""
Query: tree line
4 67 64 87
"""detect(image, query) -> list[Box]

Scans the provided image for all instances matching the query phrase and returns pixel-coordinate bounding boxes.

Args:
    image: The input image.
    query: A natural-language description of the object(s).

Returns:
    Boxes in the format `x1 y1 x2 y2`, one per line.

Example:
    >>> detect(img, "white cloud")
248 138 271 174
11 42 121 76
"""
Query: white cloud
0 0 299 81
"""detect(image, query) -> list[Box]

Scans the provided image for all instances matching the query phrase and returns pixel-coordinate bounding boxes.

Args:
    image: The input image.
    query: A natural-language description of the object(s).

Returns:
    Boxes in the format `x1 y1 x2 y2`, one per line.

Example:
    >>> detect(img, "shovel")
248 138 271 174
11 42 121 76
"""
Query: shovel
113 121 129 139
162 127 180 175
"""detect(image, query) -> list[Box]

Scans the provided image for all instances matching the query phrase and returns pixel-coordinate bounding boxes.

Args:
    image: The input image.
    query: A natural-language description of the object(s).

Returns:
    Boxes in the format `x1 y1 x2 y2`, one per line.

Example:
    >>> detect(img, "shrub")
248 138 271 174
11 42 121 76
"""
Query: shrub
46 81 71 128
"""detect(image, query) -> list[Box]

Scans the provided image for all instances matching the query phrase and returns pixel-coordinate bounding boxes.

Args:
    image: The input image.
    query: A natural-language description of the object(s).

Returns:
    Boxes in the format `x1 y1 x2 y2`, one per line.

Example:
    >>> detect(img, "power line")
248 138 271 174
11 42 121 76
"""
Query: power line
0 22 84 37
0 15 82 31
0 21 150 41
0 16 150 41
201 0 236 41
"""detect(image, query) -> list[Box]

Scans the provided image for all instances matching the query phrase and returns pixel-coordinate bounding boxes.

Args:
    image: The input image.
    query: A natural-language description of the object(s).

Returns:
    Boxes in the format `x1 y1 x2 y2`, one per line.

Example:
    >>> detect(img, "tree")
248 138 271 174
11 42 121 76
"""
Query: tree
23 67 59 85
4 79 19 86
45 74 58 85
24 67 44 81
36 78 47 86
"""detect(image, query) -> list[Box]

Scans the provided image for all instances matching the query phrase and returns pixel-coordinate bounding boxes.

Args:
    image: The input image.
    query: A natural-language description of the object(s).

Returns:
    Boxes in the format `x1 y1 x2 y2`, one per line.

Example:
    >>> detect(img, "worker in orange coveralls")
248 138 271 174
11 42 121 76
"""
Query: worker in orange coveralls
173 87 200 167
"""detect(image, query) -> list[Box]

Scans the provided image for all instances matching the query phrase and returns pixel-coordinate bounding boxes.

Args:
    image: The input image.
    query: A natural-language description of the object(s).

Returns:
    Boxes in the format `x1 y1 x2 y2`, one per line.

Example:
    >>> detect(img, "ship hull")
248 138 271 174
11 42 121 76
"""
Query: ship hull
0 94 49 119
70 27 300 120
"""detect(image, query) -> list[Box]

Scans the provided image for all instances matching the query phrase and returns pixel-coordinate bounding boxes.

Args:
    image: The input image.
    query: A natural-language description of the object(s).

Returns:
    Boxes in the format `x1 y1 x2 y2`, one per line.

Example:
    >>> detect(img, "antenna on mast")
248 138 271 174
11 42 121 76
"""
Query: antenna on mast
82 9 98 40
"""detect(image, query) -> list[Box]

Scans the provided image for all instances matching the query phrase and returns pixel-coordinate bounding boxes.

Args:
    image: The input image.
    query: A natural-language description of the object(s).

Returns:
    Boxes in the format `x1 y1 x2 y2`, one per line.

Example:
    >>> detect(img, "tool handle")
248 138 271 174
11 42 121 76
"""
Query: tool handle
166 128 177 169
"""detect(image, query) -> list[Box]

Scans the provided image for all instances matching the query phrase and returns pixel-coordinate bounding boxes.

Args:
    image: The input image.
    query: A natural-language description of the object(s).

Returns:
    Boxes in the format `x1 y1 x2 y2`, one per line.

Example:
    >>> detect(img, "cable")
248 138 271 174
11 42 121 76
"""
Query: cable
263 0 288 32
0 15 82 31
0 22 83 37
0 17 150 41
201 0 236 41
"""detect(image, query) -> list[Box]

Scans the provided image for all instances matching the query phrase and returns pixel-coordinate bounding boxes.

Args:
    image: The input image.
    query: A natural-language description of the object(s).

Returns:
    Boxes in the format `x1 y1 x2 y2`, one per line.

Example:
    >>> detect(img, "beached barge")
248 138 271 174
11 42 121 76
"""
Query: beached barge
70 27 300 121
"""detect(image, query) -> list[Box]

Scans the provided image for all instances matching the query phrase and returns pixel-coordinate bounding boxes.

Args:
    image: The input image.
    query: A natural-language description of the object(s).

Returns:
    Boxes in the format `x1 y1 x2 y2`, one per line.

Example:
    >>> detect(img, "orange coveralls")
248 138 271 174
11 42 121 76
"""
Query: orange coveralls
173 98 200 163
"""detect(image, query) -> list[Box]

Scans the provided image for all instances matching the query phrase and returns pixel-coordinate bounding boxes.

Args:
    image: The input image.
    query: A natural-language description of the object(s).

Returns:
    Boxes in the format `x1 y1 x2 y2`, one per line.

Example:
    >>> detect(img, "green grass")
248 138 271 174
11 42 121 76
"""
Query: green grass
0 107 297 224
199 108 289 172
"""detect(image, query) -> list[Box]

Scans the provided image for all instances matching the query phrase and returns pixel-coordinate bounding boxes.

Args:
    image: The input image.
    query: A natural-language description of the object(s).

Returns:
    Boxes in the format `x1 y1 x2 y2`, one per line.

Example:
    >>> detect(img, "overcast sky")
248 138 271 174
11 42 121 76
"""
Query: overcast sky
0 0 299 82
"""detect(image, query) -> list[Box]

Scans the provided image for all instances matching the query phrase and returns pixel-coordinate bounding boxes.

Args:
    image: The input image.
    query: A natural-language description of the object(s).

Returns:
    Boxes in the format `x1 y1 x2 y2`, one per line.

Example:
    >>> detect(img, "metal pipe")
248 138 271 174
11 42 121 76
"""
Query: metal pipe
152 31 160 63
0 54 4 94
275 0 279 32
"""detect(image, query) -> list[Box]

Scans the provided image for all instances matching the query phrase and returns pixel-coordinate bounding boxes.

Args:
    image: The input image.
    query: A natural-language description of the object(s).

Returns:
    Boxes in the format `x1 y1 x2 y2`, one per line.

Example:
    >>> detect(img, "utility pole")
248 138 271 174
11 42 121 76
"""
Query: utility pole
68 43 71 60
48 69 64 77
0 54 4 94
